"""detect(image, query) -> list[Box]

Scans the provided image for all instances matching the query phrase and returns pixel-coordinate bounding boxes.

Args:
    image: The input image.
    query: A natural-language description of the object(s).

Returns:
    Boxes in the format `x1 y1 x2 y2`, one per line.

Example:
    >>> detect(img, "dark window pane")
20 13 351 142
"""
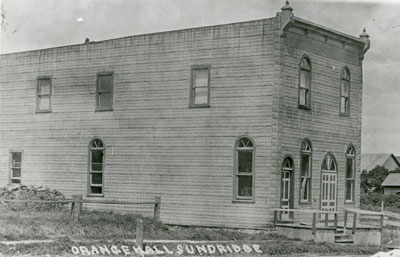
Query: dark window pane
12 152 21 163
90 186 102 194
238 151 252 173
99 92 113 109
92 150 103 163
91 173 103 184
99 75 112 92
346 181 353 200
12 168 21 178
346 158 354 178
91 139 103 148
299 89 306 106
329 159 336 171
238 176 252 197
301 154 310 177
301 178 309 200
11 179 21 184
91 164 103 172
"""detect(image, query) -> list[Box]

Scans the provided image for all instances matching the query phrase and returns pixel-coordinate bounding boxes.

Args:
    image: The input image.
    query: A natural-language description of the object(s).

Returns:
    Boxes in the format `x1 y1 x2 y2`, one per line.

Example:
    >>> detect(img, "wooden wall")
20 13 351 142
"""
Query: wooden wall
277 20 363 215
0 18 277 228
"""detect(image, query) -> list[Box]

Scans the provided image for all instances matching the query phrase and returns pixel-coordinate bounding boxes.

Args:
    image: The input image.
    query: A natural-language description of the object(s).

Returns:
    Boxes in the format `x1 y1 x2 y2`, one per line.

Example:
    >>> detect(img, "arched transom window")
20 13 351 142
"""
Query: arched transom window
340 67 350 115
300 139 312 202
346 145 355 202
88 138 105 196
234 137 255 202
299 56 311 109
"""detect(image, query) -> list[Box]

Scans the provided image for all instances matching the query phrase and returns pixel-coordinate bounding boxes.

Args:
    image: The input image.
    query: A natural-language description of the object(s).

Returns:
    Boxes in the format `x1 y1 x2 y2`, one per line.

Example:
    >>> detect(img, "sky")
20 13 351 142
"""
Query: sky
1 0 399 155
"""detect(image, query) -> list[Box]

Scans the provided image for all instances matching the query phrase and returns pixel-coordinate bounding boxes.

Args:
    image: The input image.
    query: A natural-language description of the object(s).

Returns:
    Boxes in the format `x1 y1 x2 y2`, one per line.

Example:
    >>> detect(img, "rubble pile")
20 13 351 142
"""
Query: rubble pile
0 184 67 211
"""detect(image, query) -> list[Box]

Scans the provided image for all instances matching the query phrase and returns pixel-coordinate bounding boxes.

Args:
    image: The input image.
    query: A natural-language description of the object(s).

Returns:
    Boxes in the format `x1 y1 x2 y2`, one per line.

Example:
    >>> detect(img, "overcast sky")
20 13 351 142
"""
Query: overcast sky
1 0 399 155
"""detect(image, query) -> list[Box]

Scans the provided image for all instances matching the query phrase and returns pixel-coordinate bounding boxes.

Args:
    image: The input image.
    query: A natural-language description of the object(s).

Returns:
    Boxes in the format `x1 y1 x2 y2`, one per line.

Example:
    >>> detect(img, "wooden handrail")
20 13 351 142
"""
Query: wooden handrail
273 208 338 215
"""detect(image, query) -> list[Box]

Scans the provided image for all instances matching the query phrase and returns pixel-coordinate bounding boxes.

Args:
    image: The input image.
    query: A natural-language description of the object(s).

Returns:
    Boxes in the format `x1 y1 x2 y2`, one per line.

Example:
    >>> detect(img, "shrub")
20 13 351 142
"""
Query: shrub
0 184 67 211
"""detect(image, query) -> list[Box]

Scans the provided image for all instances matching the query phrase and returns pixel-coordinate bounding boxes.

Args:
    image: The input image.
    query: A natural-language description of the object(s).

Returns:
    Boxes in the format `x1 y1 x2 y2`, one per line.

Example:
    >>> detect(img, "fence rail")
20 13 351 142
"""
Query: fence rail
1 195 161 222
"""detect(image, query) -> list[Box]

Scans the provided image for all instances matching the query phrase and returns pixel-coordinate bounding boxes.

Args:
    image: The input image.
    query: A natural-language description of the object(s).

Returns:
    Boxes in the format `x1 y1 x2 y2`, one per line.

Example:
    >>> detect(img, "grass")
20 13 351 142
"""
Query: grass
0 207 383 256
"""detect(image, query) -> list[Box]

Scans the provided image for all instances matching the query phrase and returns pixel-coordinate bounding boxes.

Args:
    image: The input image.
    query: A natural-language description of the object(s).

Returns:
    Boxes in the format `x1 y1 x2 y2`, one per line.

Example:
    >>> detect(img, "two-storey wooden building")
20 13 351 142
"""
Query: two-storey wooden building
0 2 370 228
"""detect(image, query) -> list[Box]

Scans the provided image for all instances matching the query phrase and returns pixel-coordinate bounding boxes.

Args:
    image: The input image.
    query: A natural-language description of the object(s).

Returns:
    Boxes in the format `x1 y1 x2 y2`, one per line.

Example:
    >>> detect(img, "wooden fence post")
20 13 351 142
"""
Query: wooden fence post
380 214 384 229
324 213 328 227
273 210 277 226
71 194 83 222
381 200 384 213
343 210 348 233
136 219 144 250
312 212 317 235
352 213 357 235
334 213 338 230
153 196 161 222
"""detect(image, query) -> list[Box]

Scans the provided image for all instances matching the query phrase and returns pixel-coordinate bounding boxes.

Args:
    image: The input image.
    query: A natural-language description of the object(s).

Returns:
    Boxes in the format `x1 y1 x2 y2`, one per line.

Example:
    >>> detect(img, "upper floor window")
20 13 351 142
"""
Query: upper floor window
37 76 52 112
233 137 255 202
88 138 105 196
300 139 312 202
299 56 311 109
340 68 350 115
10 151 22 184
96 72 114 111
190 65 210 108
345 145 355 202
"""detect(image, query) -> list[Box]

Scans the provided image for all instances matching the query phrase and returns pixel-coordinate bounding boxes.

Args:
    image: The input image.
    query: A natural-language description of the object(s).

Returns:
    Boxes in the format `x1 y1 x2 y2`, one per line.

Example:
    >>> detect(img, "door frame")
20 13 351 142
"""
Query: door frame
319 153 338 219
281 156 295 219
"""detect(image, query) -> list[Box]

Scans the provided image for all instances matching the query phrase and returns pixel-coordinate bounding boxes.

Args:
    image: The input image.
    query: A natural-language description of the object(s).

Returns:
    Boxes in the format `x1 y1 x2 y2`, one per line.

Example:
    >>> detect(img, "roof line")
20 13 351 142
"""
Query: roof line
1 17 273 56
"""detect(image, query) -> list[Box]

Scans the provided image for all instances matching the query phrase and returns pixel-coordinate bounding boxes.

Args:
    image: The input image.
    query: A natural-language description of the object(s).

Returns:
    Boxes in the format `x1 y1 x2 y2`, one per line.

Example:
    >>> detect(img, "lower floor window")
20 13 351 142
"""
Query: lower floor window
10 152 22 183
88 139 104 196
234 137 255 202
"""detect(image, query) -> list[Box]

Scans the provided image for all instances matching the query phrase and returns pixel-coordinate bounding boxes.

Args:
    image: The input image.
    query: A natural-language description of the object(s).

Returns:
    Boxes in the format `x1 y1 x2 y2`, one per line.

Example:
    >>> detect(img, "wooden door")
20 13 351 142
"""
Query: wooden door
281 157 294 220
320 154 337 219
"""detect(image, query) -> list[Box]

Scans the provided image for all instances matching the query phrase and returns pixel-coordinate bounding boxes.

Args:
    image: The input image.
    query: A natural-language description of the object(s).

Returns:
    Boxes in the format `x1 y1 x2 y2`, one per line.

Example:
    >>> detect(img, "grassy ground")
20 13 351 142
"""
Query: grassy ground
0 207 382 256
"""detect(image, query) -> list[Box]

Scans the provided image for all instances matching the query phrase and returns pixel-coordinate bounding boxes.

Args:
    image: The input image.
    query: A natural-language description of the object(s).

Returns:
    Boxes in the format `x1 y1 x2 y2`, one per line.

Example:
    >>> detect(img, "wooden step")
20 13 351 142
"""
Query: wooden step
334 238 354 245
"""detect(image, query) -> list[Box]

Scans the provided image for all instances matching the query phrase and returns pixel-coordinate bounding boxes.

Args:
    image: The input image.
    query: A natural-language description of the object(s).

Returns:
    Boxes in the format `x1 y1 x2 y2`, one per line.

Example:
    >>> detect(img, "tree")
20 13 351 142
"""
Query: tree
360 165 389 193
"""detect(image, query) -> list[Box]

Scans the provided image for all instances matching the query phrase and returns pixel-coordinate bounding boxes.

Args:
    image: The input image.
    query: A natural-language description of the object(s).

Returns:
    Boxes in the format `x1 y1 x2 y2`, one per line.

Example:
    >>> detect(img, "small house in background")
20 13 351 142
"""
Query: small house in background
361 153 400 172
382 173 400 195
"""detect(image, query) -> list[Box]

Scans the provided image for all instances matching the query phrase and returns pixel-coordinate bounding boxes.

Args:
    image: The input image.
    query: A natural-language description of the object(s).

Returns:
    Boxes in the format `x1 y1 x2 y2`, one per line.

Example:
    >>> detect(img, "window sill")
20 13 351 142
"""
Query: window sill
345 200 355 204
299 200 312 204
339 113 350 117
189 104 210 109
232 199 255 204
86 194 104 198
95 108 113 112
298 105 311 111
36 110 52 114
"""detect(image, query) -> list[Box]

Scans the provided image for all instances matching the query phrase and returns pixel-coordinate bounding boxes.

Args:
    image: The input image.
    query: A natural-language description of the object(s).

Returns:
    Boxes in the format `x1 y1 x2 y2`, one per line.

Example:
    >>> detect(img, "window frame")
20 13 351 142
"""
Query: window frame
189 65 211 108
9 150 23 184
340 67 351 116
36 76 52 113
87 138 105 197
345 145 356 203
299 139 312 203
233 136 256 203
298 56 312 110
95 72 114 112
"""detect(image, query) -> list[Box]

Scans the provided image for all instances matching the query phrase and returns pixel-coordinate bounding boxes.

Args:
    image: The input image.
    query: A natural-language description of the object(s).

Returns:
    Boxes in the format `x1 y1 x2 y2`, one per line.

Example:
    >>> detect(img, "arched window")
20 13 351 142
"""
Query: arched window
340 67 350 115
300 139 312 202
233 137 255 202
299 56 311 109
88 138 105 196
281 157 294 213
346 145 355 202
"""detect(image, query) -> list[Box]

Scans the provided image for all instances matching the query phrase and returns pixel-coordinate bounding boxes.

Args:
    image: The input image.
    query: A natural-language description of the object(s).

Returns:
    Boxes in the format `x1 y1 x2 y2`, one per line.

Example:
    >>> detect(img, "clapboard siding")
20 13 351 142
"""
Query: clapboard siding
277 24 363 214
0 18 277 228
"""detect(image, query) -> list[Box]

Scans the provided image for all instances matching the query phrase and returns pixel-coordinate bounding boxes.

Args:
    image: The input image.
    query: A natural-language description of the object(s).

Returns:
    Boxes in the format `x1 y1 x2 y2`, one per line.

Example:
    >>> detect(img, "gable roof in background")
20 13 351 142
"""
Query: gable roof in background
361 153 400 172
382 173 400 187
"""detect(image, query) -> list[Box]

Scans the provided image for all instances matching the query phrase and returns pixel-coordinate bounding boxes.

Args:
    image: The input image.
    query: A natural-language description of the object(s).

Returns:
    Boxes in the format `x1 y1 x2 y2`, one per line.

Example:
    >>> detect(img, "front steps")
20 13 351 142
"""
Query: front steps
334 228 354 245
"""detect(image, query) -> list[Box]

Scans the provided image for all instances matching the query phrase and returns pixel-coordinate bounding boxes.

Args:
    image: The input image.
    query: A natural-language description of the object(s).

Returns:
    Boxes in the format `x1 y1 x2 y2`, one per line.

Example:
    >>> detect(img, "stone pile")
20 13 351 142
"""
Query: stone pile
0 184 67 211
